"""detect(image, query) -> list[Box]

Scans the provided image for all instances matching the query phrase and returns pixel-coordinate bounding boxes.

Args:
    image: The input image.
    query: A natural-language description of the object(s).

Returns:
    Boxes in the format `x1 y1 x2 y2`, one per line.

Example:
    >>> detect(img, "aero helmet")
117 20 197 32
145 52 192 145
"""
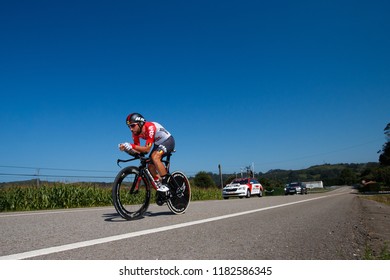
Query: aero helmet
126 113 145 127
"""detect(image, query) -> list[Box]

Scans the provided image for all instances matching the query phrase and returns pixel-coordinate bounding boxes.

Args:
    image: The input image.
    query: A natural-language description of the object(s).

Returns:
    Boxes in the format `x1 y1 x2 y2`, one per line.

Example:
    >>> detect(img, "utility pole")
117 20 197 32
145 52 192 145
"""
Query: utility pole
36 168 40 187
218 164 223 188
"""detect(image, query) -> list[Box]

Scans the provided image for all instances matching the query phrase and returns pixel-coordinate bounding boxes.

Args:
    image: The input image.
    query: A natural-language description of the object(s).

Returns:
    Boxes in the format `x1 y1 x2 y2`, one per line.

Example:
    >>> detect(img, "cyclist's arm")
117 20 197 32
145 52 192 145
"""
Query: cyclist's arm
132 142 153 154
131 125 155 154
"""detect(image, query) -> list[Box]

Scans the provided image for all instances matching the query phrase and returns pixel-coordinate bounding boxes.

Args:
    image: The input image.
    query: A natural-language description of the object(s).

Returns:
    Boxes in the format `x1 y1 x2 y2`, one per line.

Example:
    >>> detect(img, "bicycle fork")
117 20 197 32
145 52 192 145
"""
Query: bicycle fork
130 167 156 194
130 175 142 194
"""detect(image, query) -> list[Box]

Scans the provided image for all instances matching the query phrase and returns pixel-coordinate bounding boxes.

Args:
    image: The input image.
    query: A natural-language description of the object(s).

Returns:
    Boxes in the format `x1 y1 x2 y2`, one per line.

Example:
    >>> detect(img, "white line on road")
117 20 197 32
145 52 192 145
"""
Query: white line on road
0 193 344 260
0 207 110 218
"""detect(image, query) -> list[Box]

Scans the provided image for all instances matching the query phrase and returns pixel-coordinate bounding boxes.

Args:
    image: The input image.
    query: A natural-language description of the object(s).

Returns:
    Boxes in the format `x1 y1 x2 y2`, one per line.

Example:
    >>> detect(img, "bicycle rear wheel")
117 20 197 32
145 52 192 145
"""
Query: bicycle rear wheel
167 171 191 214
112 166 151 220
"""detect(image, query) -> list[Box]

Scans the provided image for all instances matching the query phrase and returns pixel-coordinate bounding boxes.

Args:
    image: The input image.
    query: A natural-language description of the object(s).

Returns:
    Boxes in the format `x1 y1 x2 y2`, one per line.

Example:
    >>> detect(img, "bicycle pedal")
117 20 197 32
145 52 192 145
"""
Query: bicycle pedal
156 193 167 206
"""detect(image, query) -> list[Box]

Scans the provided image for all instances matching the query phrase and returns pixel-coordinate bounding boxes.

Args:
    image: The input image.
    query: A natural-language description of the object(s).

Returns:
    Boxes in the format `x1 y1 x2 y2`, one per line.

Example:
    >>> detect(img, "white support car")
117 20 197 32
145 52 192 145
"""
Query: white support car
222 178 264 199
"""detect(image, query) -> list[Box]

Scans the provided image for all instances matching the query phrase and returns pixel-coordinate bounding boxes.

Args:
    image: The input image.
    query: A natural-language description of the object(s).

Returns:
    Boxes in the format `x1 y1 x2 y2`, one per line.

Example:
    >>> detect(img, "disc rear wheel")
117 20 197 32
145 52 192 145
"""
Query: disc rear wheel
166 171 191 214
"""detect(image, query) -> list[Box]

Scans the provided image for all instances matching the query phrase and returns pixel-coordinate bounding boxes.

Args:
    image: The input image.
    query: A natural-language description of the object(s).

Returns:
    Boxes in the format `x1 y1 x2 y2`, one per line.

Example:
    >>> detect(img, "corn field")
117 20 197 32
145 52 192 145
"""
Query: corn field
0 183 112 211
0 183 223 212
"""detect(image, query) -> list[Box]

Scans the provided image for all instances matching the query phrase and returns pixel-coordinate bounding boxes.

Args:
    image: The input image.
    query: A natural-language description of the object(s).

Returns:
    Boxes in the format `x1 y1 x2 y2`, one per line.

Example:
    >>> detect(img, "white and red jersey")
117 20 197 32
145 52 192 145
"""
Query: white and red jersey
133 122 171 147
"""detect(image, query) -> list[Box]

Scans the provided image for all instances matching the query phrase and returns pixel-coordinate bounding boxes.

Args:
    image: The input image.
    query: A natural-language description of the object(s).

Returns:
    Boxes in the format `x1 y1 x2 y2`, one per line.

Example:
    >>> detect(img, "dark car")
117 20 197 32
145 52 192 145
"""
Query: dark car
284 182 307 195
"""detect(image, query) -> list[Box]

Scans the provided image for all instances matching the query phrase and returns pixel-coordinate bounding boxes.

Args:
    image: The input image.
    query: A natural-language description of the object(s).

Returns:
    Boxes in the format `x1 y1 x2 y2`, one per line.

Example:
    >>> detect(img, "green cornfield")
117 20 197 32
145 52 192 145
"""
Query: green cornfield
0 183 223 212
0 183 112 211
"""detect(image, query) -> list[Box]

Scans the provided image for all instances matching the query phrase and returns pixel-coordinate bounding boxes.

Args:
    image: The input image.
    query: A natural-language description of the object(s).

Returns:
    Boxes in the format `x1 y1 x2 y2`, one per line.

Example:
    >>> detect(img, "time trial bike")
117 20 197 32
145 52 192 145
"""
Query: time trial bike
112 152 191 220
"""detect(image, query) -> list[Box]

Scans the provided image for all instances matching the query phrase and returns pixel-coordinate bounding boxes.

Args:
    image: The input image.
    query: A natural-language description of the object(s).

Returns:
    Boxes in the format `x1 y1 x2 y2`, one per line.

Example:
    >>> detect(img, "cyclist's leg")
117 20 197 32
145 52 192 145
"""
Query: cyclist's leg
151 136 175 184
151 150 167 177
147 162 160 181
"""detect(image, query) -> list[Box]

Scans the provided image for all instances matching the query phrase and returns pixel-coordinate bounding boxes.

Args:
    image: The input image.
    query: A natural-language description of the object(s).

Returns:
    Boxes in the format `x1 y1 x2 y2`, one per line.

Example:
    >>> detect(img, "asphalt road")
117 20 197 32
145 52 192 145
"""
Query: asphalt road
0 186 366 260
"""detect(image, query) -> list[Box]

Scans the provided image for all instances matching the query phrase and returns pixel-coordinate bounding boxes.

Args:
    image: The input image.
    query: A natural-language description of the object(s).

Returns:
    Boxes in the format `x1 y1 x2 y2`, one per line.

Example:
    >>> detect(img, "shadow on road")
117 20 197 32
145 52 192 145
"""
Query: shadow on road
102 212 130 222
103 211 175 222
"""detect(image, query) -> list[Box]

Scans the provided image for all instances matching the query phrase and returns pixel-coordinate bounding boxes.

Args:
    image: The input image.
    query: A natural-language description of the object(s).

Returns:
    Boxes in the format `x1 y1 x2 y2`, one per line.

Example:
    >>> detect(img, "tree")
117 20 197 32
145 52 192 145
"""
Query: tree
338 168 357 185
193 171 216 188
373 166 390 186
379 122 390 166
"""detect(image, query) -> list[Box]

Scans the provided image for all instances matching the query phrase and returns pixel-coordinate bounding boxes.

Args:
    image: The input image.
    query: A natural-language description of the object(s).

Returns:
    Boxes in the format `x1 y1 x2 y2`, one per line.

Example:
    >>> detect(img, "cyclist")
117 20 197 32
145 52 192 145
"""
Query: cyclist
119 113 175 192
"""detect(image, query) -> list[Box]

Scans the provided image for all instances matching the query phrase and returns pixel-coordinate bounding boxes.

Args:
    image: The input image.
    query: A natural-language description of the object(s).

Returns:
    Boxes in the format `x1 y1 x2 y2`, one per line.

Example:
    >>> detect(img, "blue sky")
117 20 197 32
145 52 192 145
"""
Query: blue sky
1 0 389 182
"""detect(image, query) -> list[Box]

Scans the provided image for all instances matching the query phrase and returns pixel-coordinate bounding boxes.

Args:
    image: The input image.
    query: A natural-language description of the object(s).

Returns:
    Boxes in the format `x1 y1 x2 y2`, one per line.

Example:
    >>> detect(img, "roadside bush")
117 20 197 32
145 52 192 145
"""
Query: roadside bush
359 182 381 193
264 186 285 196
193 171 216 188
191 187 222 201
359 166 390 193
375 166 390 186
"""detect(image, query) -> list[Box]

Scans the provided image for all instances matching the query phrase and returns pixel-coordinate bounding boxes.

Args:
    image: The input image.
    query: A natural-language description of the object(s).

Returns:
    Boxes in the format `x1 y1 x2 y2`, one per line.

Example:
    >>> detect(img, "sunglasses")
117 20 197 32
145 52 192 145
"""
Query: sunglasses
128 123 138 128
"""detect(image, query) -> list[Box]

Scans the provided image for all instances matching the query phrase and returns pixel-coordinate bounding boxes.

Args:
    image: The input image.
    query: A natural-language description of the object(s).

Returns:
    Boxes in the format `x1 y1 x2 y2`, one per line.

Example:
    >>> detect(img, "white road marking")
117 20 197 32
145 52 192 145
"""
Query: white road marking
0 193 344 260
0 207 110 218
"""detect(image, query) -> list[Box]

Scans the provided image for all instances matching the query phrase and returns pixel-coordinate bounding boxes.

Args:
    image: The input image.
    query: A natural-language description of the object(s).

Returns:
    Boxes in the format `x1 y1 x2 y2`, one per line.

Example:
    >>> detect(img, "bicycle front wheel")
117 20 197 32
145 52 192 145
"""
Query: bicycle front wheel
112 166 151 220
167 171 191 214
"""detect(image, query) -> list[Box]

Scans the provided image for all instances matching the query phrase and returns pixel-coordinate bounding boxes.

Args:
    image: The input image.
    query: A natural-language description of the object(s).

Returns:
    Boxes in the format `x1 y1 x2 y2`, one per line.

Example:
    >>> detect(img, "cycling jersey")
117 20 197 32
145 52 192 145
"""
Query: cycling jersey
133 122 172 147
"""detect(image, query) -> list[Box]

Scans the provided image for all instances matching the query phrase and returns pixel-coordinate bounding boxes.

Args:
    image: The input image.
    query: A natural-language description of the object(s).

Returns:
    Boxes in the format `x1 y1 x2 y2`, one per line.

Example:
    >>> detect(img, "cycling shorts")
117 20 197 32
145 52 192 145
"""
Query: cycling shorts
151 136 175 157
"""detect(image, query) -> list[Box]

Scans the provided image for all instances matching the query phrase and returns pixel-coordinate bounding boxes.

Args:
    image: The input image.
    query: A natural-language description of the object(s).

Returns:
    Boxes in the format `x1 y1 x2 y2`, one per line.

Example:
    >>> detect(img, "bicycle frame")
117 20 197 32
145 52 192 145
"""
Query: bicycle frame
117 153 172 192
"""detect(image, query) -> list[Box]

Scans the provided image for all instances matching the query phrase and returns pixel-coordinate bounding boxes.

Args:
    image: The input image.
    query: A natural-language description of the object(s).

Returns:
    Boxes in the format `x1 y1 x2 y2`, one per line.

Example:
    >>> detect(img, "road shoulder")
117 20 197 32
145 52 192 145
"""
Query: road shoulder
357 196 390 258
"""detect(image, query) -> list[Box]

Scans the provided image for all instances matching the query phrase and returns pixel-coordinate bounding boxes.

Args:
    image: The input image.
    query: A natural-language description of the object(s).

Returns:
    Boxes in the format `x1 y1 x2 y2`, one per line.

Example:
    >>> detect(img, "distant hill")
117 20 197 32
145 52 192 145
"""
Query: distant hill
205 162 380 188
0 179 38 188
259 162 379 187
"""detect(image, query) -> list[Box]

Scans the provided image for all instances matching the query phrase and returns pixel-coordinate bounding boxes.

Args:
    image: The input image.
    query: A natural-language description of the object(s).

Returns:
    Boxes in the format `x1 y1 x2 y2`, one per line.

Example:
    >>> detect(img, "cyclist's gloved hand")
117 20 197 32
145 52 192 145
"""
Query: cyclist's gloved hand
118 142 132 151
119 143 138 156
123 142 133 152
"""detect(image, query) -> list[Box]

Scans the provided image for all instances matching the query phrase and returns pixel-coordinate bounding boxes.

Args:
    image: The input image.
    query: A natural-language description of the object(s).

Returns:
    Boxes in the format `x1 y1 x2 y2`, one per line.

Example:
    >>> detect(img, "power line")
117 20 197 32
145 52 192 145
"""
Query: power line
0 164 118 182
0 173 114 179
0 165 116 173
